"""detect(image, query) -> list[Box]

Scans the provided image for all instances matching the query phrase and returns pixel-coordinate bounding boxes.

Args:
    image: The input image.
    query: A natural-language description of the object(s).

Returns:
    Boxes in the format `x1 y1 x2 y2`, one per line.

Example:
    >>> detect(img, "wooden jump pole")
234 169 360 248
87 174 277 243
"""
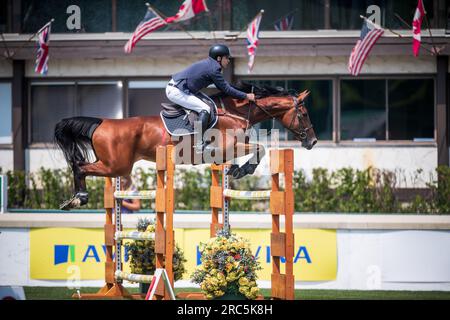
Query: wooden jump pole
74 145 174 300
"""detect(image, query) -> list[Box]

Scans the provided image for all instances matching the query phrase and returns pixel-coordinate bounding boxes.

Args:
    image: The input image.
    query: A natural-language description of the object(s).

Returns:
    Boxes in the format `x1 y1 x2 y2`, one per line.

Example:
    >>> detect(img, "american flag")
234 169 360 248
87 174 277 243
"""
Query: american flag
165 0 208 24
246 12 263 73
124 7 167 54
274 13 294 31
412 0 425 57
348 19 384 76
35 23 51 75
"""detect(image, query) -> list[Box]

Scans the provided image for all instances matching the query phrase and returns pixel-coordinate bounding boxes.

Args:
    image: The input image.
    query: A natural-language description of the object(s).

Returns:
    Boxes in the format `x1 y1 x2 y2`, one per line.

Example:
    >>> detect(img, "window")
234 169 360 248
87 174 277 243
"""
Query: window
31 81 122 143
128 81 168 117
0 0 9 33
78 82 122 118
340 78 435 142
340 79 386 141
22 0 112 33
388 79 434 140
117 0 220 32
289 80 333 141
233 0 324 31
0 83 12 144
243 79 333 141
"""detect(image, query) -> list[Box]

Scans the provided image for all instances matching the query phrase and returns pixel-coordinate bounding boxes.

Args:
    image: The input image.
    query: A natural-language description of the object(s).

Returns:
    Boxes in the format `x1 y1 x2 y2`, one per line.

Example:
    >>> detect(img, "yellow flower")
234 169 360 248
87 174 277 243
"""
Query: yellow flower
238 277 249 286
239 286 249 295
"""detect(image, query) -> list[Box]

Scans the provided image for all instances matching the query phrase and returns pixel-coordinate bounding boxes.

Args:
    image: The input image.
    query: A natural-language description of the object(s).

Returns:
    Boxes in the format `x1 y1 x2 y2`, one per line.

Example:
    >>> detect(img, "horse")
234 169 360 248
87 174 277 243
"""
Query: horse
54 84 317 210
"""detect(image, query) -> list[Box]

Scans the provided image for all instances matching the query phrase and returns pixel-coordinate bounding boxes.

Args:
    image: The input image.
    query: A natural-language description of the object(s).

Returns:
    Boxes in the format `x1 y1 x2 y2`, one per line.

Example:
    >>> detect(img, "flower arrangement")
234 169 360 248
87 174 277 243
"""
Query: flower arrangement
124 218 186 281
191 229 262 300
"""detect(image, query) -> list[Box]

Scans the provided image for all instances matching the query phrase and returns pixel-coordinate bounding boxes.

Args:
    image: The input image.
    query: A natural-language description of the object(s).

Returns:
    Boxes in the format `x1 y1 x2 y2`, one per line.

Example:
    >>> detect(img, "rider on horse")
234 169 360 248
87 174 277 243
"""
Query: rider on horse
166 44 256 153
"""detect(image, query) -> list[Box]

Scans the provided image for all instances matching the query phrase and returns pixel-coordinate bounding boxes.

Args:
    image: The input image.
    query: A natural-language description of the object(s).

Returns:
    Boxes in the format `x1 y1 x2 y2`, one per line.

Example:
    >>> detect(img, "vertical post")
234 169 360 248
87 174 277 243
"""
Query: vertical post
0 175 7 213
210 164 224 236
222 166 230 233
115 177 123 275
12 60 26 171
284 149 295 300
270 149 295 300
104 177 115 287
436 56 449 166
165 145 175 300
270 151 281 299
154 146 166 299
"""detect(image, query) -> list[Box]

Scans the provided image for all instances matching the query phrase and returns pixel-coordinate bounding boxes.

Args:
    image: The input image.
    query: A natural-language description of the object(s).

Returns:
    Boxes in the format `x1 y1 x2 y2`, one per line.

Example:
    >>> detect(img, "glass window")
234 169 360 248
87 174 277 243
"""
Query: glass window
31 84 76 143
241 79 333 141
0 0 9 33
31 82 123 143
117 0 220 32
288 80 333 141
0 83 12 144
128 81 168 117
340 79 386 141
78 82 122 119
22 0 112 33
388 79 434 141
233 0 324 31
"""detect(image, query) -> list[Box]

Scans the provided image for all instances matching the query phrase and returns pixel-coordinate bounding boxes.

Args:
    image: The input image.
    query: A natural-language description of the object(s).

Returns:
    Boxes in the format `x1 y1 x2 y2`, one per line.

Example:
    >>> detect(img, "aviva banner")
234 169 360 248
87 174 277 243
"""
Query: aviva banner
30 228 337 281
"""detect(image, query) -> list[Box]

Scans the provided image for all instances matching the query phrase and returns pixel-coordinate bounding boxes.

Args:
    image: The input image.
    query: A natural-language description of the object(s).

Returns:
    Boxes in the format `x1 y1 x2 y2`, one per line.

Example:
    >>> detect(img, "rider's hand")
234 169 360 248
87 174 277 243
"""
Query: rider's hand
247 93 256 102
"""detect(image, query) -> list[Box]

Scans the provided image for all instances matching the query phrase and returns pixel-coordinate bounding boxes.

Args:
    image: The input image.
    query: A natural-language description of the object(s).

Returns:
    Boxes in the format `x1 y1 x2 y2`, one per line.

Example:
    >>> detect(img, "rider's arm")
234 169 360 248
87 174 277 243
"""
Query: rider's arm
210 66 248 100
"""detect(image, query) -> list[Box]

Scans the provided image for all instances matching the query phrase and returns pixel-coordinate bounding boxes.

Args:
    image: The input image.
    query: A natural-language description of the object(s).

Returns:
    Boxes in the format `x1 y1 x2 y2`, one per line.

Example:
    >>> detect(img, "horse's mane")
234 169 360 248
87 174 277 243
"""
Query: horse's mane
210 81 292 99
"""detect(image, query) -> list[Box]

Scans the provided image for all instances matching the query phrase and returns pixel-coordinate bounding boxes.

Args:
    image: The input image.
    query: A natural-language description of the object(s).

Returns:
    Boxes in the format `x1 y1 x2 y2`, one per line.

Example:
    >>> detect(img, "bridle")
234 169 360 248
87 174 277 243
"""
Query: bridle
250 95 314 142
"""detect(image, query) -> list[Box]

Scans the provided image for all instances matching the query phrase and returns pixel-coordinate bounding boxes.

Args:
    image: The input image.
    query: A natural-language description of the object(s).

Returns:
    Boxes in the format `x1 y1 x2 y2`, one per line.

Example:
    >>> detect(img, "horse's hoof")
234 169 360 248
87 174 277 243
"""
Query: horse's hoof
232 167 247 179
59 197 81 210
59 192 88 210
227 164 240 176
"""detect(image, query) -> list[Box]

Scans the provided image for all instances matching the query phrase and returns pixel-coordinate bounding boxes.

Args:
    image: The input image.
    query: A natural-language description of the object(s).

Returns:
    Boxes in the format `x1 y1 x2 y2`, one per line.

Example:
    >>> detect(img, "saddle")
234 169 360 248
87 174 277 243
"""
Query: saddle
160 93 218 136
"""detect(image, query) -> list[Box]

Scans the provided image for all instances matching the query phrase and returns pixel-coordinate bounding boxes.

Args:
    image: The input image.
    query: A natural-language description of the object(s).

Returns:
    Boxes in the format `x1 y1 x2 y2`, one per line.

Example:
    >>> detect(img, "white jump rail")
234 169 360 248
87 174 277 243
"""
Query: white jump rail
114 190 156 199
114 231 155 241
223 189 271 200
115 271 154 283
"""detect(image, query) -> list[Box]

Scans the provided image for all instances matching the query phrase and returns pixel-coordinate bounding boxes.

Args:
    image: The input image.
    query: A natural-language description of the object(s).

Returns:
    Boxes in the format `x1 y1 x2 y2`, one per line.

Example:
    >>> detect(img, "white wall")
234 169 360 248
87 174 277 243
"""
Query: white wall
25 57 197 77
0 60 12 77
0 150 13 172
234 55 436 75
22 54 437 78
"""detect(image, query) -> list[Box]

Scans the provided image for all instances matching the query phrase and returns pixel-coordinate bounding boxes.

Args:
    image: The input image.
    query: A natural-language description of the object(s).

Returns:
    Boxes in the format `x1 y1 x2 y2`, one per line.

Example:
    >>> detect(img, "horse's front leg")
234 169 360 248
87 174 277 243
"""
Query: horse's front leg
227 142 265 179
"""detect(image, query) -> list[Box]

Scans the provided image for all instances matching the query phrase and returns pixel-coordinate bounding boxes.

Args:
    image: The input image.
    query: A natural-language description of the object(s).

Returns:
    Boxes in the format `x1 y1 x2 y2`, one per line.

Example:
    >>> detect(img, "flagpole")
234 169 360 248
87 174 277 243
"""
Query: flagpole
393 13 438 55
3 18 54 59
271 8 298 28
360 15 435 55
230 9 264 41
207 12 217 42
422 6 439 55
145 3 208 48
0 33 12 58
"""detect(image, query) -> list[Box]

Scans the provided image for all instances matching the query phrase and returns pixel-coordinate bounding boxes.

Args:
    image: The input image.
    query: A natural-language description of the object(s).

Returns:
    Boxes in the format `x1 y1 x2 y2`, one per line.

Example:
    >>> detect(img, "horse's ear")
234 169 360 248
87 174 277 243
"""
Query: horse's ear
297 90 310 102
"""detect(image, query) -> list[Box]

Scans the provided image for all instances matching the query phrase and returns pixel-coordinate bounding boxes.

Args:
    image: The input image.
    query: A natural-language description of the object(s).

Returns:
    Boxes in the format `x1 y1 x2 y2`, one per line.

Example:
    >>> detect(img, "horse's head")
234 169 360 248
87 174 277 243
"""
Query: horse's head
280 91 317 150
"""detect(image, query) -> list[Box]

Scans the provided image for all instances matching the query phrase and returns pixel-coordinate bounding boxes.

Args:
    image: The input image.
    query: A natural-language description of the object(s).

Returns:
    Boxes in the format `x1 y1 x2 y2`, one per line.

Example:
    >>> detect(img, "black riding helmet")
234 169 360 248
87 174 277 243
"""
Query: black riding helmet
209 44 232 60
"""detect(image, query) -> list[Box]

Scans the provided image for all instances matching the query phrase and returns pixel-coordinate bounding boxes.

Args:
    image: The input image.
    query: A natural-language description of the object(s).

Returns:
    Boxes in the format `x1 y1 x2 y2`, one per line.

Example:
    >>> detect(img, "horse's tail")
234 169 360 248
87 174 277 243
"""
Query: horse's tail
54 117 103 166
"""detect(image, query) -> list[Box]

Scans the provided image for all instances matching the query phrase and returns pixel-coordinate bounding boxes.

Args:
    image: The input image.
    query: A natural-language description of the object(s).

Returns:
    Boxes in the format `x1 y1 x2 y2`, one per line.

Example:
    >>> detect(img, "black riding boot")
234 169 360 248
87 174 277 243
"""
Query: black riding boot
194 110 210 154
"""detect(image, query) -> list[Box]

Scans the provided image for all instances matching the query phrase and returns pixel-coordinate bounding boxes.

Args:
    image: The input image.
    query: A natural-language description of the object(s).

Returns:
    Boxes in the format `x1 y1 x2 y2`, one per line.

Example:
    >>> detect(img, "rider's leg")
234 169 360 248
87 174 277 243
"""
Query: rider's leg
166 84 211 153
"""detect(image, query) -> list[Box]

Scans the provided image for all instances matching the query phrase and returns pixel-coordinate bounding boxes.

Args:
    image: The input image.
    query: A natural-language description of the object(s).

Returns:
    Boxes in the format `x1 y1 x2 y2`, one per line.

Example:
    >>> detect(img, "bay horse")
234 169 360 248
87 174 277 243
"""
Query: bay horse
54 84 317 210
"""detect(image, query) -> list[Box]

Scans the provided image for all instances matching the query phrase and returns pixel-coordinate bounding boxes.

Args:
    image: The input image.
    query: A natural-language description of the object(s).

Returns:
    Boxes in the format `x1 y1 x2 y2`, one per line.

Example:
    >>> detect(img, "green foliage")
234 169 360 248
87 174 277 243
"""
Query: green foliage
2 165 449 214
125 218 186 281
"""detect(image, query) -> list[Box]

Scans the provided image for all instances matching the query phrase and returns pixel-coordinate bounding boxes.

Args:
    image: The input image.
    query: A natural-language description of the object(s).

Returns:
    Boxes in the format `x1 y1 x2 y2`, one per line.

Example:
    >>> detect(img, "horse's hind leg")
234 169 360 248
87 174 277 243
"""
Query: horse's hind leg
60 161 90 210
60 160 118 210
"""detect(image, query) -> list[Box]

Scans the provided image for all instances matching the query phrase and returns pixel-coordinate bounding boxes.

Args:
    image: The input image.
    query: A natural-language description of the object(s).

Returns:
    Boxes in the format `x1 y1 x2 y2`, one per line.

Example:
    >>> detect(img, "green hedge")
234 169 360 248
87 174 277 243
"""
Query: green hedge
1 166 449 214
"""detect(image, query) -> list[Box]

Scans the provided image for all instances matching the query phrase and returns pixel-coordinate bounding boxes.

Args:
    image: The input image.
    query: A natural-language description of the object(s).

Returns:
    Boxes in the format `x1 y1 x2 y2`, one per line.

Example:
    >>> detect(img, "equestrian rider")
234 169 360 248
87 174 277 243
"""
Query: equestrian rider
166 44 255 153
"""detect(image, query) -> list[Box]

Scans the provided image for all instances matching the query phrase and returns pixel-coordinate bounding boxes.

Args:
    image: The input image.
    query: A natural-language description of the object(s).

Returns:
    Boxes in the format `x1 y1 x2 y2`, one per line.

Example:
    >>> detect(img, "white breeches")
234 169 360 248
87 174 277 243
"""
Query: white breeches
165 79 211 114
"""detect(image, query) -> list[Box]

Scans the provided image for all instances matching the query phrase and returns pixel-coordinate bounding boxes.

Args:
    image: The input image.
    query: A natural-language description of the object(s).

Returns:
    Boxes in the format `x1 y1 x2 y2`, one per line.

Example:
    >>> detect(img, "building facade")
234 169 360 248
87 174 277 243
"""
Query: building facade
0 0 449 187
